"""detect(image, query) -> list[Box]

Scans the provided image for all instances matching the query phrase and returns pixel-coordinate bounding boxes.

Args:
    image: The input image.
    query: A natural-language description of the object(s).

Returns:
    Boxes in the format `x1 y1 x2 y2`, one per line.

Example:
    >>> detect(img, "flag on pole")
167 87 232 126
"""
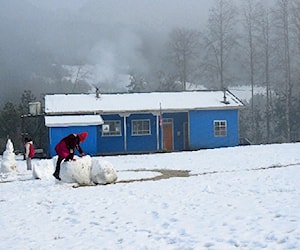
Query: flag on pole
159 103 162 126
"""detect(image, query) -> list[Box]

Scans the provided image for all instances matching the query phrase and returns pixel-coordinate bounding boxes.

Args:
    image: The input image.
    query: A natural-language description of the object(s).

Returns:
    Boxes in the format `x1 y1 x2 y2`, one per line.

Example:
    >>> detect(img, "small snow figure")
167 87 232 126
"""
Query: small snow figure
1 139 18 173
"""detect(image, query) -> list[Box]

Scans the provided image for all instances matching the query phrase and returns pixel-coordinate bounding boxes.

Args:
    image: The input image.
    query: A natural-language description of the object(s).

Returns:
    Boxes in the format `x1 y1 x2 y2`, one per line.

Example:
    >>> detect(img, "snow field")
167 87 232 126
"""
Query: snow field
0 143 300 249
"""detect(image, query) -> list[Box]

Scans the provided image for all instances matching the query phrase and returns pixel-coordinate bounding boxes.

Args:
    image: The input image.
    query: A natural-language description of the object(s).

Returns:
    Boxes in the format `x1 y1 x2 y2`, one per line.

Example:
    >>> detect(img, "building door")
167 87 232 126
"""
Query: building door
163 119 173 151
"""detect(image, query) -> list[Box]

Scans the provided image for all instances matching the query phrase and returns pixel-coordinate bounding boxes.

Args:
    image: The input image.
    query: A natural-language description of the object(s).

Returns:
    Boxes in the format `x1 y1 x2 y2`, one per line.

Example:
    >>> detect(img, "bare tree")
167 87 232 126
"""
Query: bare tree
71 65 92 93
291 0 300 56
156 71 181 92
260 3 273 143
274 0 292 142
203 0 238 90
126 73 147 93
167 28 200 90
241 0 262 142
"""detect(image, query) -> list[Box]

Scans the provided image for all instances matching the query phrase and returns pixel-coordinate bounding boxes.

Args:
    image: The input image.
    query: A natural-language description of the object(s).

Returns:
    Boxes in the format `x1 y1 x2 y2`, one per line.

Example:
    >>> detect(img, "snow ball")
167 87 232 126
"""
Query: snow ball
1 161 18 173
91 158 118 184
60 155 93 185
32 160 55 179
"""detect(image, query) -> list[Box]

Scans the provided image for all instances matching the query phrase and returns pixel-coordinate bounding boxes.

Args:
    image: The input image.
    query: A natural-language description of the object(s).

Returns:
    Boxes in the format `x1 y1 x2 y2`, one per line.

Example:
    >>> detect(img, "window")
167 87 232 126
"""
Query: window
214 120 227 137
132 119 151 135
102 120 121 136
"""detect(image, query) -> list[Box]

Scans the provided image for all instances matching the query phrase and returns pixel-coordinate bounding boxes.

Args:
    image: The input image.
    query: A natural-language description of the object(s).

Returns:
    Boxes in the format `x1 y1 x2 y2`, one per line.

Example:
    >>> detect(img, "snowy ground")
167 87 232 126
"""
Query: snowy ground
1 143 300 249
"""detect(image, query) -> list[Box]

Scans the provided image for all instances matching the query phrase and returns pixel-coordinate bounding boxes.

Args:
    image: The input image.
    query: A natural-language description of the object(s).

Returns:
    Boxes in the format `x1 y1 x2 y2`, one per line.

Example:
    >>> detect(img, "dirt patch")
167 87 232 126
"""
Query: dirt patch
117 169 190 184
116 163 300 184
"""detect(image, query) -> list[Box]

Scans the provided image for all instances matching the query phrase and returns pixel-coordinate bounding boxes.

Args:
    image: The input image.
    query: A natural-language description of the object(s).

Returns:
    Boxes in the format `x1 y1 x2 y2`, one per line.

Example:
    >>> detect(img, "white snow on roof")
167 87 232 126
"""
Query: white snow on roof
45 115 103 127
45 91 243 114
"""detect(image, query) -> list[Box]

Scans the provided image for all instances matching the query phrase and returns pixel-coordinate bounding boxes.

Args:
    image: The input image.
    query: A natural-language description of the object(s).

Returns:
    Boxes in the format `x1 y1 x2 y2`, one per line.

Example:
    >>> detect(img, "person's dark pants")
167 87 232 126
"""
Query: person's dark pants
53 156 64 180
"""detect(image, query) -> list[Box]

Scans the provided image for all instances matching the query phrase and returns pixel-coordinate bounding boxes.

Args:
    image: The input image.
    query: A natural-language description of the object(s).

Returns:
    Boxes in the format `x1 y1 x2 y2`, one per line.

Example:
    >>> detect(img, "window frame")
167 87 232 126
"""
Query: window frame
102 120 122 136
131 119 151 136
214 120 227 137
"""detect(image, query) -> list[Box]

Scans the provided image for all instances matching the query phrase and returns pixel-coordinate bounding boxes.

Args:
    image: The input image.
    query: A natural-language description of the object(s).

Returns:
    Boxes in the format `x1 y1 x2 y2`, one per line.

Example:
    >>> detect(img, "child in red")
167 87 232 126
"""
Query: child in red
24 137 35 170
53 132 88 180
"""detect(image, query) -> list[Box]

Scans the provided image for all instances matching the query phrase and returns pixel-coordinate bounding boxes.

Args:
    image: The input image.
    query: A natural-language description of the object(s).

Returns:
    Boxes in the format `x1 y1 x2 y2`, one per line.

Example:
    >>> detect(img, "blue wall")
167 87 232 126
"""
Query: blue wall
48 125 98 157
98 112 188 154
126 113 158 153
189 109 239 149
97 114 125 154
47 109 239 156
98 113 158 154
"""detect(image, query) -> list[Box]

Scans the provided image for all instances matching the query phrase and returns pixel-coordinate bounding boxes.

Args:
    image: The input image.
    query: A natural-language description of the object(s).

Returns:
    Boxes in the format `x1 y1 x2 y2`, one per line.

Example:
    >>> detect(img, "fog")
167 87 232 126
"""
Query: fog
0 0 211 105
1 0 299 149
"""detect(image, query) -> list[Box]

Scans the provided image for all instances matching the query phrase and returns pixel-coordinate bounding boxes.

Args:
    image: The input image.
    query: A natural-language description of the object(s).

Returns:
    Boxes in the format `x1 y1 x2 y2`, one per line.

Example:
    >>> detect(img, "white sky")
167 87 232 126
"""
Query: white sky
27 0 211 29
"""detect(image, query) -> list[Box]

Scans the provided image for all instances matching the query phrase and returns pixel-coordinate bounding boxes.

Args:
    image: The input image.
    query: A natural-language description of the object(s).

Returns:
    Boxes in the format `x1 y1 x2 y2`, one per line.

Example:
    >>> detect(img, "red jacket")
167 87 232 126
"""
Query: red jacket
25 141 35 158
55 134 83 158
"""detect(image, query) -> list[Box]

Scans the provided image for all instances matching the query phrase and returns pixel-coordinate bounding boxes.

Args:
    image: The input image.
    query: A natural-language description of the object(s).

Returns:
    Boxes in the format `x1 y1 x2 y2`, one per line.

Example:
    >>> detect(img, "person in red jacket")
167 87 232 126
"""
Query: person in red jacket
24 137 35 170
53 132 88 181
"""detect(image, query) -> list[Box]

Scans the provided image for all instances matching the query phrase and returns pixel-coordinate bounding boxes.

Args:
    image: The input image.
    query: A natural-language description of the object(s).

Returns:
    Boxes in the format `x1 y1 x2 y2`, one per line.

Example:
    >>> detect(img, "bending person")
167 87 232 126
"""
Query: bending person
53 132 88 180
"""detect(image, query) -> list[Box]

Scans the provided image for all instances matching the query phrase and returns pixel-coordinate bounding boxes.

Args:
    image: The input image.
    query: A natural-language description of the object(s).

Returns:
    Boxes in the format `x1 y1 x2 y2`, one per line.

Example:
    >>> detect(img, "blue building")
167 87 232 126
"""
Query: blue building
44 90 244 156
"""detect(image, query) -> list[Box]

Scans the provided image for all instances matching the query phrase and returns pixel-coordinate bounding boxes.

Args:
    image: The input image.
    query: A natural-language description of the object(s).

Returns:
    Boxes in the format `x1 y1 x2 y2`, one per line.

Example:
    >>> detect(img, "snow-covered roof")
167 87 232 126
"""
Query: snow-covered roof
45 91 244 115
45 115 104 127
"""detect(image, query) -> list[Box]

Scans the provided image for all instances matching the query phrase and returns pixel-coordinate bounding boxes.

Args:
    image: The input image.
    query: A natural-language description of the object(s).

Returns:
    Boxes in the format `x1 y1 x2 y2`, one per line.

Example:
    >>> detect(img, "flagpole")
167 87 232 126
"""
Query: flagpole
160 102 163 151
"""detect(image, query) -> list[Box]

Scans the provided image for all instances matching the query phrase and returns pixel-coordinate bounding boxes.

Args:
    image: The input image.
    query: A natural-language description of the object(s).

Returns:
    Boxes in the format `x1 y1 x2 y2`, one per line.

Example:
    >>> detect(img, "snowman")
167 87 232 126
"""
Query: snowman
1 139 18 173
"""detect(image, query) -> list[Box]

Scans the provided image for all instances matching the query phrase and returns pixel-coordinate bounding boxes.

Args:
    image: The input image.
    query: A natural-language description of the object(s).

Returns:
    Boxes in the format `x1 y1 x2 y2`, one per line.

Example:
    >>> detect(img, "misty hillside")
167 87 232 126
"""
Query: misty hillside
1 0 299 146
0 0 211 106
